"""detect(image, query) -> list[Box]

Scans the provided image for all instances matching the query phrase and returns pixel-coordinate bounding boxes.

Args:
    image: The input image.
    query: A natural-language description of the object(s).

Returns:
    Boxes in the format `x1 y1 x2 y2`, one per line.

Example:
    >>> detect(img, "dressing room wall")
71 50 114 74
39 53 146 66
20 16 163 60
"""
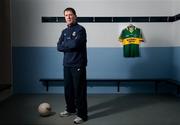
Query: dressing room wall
11 0 179 93
172 0 180 81
0 0 11 85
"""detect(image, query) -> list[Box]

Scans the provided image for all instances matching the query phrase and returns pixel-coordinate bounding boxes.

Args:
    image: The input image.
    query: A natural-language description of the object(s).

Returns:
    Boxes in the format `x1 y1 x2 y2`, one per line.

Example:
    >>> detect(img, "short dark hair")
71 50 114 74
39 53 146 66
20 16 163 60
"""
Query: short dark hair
64 7 76 16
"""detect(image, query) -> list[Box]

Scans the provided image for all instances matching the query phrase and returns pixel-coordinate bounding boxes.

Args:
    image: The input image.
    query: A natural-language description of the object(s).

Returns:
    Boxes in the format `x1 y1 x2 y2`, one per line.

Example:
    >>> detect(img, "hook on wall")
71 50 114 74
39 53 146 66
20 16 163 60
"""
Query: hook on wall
130 17 132 22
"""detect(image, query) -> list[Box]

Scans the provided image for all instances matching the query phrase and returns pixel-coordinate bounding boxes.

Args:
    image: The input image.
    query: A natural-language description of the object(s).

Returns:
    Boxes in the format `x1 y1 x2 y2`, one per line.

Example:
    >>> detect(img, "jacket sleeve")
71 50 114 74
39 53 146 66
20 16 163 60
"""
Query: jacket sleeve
57 28 86 52
57 31 73 52
65 28 86 51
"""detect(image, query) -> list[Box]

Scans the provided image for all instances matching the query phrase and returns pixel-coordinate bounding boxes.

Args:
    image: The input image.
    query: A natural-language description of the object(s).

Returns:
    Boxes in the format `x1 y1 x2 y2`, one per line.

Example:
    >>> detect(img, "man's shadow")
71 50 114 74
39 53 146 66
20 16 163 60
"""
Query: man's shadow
88 94 163 120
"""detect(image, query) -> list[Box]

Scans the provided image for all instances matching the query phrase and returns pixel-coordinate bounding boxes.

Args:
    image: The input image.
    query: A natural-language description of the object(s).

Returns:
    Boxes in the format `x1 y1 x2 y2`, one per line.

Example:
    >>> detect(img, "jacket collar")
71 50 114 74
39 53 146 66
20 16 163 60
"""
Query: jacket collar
67 22 77 28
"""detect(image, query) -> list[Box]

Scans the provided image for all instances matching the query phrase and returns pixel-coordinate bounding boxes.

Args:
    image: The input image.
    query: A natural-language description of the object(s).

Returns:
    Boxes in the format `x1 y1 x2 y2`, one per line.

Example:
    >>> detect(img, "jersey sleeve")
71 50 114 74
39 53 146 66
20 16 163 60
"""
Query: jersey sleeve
119 29 125 42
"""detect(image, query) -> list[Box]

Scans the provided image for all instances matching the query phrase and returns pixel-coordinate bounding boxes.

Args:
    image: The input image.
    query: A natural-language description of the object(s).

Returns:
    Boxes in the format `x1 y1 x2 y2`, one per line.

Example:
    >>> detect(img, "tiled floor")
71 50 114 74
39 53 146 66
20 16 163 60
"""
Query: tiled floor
0 94 180 125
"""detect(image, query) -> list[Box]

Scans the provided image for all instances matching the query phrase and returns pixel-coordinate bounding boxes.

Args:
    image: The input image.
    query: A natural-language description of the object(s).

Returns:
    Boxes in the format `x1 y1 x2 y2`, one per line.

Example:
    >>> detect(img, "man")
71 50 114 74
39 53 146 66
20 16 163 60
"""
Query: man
57 7 88 124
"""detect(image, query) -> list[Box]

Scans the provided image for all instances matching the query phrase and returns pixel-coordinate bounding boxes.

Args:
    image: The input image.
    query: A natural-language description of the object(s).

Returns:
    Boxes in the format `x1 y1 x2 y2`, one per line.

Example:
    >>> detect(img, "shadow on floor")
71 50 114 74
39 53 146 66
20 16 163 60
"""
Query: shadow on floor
88 94 170 120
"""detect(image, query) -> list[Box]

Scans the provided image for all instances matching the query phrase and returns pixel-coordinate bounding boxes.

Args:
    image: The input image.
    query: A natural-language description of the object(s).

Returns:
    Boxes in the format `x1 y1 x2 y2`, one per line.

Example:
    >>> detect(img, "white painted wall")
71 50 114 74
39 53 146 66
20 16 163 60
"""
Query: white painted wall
172 21 180 47
11 0 176 47
86 23 173 47
172 0 180 46
172 0 180 15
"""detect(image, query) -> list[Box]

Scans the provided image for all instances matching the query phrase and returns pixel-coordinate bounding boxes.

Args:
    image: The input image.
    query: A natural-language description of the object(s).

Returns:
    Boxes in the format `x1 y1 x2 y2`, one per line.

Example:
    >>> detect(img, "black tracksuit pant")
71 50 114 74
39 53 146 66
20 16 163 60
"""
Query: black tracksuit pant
64 66 87 120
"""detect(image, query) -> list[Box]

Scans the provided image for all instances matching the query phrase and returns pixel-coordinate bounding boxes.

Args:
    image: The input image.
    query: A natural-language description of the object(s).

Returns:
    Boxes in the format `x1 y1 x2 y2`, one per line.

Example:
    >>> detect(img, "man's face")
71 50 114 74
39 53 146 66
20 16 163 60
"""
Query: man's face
64 10 76 26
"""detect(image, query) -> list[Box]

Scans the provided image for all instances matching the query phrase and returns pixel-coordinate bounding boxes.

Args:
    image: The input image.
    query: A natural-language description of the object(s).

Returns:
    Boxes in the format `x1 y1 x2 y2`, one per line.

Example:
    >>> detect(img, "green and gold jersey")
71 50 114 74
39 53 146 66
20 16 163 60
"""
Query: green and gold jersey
119 26 143 45
119 26 144 57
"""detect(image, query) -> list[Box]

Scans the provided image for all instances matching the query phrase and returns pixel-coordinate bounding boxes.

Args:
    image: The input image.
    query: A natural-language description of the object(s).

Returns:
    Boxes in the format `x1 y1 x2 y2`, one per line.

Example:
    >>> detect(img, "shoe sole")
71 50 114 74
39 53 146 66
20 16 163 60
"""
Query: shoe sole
59 113 76 117
74 120 84 124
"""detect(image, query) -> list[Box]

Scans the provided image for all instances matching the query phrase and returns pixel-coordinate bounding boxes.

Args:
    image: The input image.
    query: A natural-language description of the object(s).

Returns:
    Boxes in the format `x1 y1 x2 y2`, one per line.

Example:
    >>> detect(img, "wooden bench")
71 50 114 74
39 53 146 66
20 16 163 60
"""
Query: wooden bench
39 78 180 95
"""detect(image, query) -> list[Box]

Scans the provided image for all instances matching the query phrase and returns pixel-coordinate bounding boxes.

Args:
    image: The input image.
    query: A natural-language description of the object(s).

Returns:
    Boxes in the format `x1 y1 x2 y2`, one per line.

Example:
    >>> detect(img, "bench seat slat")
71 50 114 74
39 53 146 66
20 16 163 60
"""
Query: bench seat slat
39 78 180 95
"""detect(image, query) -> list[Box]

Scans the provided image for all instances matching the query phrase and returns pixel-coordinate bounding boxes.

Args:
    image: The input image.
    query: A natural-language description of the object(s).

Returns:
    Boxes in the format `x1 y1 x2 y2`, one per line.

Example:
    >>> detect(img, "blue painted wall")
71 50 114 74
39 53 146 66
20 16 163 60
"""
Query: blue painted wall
172 47 180 81
12 47 176 93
